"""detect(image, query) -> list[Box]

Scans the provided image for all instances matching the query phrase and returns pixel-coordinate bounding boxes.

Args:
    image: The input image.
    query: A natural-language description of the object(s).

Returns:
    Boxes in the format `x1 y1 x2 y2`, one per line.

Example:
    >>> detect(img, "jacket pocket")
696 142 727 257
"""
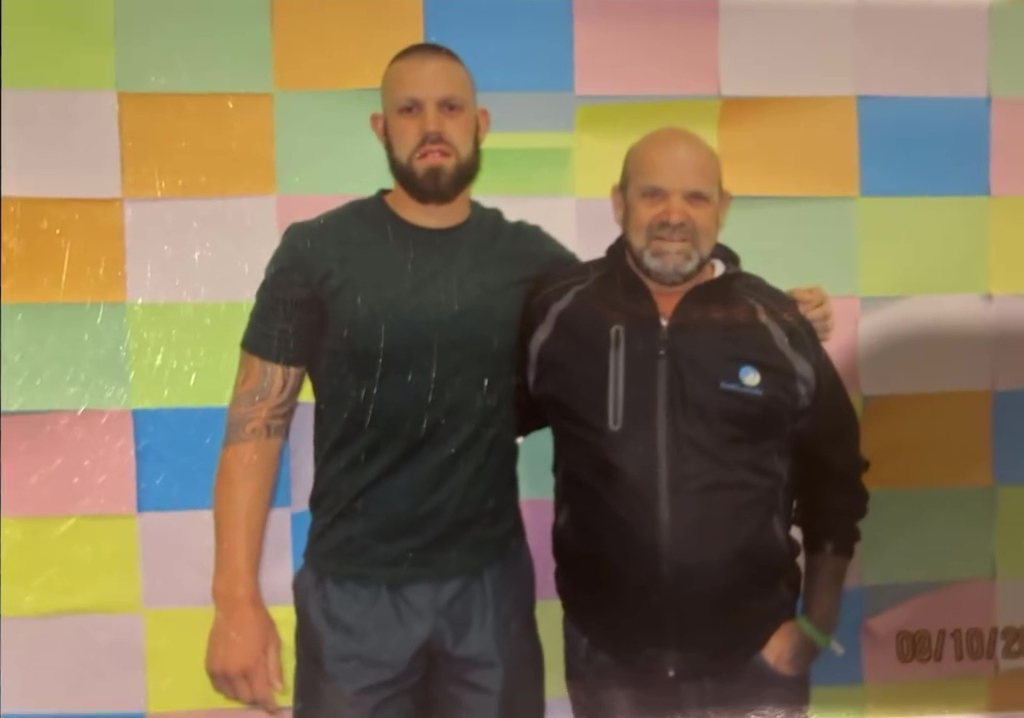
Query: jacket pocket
607 324 625 431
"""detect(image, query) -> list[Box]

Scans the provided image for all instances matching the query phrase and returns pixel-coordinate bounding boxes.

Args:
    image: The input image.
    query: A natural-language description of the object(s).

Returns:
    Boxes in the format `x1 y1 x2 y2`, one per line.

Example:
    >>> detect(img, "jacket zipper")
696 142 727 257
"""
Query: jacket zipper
656 319 675 676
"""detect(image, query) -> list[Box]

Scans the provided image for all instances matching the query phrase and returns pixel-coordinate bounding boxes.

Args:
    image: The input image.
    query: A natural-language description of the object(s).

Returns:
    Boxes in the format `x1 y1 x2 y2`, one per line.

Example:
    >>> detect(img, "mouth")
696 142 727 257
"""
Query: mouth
415 145 453 161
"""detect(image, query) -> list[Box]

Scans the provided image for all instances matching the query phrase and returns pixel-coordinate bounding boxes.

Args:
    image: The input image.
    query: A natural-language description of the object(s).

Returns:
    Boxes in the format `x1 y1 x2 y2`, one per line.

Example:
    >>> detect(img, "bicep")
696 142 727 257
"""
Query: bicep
224 351 306 446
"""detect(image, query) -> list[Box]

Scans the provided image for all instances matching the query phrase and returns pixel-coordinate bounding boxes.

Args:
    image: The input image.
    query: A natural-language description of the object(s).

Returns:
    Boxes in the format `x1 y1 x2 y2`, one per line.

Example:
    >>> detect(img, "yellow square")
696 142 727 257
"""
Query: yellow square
991 196 1024 294
145 605 296 712
536 598 566 699
0 515 141 615
575 99 720 198
864 676 991 717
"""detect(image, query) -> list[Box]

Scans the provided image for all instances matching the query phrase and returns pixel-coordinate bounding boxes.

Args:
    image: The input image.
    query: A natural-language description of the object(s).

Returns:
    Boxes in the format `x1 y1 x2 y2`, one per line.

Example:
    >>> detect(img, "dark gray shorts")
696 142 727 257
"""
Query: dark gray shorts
292 541 545 718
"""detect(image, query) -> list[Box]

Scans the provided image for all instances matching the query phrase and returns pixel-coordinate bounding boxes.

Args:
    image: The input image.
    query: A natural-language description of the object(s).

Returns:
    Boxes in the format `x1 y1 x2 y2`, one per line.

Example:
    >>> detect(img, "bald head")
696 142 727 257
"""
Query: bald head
611 126 731 288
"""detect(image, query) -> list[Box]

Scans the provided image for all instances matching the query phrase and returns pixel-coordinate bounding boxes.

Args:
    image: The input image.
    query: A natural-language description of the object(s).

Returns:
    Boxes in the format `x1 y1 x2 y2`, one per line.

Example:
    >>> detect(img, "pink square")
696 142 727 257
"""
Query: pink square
289 402 315 511
139 508 294 607
275 194 361 234
574 198 618 261
521 498 556 600
573 0 719 96
823 296 860 396
991 99 1024 196
0 613 147 712
854 0 989 96
720 0 855 96
0 410 137 516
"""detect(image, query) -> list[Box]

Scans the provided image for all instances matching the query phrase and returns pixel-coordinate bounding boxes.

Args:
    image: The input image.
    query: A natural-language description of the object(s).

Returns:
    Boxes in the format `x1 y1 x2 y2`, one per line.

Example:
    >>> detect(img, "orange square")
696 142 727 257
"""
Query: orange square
992 669 1024 712
718 97 859 196
1 198 125 303
272 0 424 90
861 392 993 489
118 93 275 198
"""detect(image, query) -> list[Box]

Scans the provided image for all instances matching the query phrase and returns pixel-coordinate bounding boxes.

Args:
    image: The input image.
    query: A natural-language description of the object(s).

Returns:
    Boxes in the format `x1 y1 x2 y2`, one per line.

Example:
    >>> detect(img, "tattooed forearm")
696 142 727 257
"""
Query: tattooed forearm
224 353 305 446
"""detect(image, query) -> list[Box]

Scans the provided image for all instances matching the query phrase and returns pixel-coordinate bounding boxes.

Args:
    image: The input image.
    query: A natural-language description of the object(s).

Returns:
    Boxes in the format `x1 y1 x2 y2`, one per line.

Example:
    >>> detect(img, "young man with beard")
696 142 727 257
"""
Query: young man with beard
204 44 838 718
517 127 870 718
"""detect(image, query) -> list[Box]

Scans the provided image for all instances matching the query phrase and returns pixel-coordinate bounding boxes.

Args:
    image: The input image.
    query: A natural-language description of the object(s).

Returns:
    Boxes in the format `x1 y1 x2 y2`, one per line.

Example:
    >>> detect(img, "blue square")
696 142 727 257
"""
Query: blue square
134 407 290 511
291 509 311 572
808 587 864 686
994 390 1024 485
424 0 574 92
858 97 990 196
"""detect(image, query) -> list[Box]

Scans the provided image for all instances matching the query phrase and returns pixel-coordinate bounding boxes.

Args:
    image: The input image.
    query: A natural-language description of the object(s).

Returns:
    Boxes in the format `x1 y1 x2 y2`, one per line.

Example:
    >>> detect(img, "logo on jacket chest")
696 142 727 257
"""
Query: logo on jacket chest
720 364 764 396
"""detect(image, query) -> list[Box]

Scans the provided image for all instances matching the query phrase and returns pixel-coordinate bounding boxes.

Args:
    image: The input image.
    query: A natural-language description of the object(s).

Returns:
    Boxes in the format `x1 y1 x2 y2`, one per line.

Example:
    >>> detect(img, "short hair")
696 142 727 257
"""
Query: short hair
387 42 467 69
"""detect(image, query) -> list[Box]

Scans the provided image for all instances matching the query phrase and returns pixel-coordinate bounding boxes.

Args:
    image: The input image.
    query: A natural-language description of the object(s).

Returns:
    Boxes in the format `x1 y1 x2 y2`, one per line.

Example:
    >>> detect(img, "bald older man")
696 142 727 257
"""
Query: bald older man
517 128 870 718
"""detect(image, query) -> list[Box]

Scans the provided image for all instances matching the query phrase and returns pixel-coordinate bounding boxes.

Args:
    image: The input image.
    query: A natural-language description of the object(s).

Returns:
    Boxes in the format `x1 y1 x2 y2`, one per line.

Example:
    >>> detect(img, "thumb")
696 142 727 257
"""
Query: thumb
267 635 285 692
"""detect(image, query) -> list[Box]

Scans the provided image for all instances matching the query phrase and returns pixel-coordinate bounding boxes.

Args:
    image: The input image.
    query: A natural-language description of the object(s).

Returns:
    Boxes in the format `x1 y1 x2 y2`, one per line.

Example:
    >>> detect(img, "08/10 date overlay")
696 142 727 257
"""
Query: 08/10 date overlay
895 626 1024 664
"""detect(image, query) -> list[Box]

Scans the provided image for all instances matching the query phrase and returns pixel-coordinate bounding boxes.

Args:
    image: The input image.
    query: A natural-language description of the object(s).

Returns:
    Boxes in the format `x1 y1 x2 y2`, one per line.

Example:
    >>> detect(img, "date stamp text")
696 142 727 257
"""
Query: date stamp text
895 626 1023 664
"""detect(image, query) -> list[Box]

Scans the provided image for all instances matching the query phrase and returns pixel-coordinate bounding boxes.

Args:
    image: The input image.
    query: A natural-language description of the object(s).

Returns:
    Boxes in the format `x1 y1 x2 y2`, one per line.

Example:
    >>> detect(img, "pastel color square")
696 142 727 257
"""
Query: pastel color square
992 667 1024 714
856 198 989 296
809 587 864 685
1 198 125 303
718 97 859 196
291 509 311 571
994 296 1024 390
118 93 276 198
0 515 142 615
536 599 567 699
996 581 1024 674
0 410 137 517
275 91 390 195
573 0 718 96
0 614 147 713
477 197 577 257
518 429 555 499
990 197 1024 294
996 487 1024 578
127 302 252 408
720 198 857 295
858 295 994 396
272 0 423 90
114 0 272 91
522 499 556 600
140 508 293 607
0 302 131 411
574 197 619 260
809 686 866 717
476 145 575 196
991 98 1024 195
822 296 860 396
857 97 990 197
134 407 290 512
859 487 995 586
144 606 296 712
125 197 280 302
990 0 1024 97
994 391 1024 485
289 403 315 511
861 392 993 489
276 195 360 234
478 92 576 132
0 89 122 198
864 676 992 717
1 0 115 89
853 0 988 97
424 0 574 92
719 0 855 96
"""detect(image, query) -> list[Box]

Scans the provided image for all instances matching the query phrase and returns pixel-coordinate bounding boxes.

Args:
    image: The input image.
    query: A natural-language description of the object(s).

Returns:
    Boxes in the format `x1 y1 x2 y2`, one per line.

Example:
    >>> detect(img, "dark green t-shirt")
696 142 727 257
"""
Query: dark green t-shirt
241 191 577 581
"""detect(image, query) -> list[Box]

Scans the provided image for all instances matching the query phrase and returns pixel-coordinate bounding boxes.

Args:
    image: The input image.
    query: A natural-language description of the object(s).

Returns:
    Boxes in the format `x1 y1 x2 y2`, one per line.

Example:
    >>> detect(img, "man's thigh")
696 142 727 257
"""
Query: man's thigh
291 564 433 718
428 541 546 718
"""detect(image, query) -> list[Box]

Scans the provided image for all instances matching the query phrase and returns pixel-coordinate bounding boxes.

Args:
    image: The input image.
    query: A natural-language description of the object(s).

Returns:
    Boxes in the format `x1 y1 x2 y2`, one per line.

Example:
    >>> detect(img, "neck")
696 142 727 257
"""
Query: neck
384 185 473 229
627 253 716 319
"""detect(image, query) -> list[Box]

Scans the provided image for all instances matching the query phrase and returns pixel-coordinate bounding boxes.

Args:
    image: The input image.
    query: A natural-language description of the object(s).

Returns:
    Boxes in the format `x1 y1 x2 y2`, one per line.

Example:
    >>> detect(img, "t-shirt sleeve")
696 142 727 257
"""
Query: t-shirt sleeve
240 223 324 368
522 223 580 275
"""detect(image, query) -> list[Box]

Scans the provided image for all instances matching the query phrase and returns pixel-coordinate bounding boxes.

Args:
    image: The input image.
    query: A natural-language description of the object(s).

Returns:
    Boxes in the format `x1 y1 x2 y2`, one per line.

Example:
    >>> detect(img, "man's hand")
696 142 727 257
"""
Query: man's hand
788 286 834 343
206 600 284 713
758 620 819 677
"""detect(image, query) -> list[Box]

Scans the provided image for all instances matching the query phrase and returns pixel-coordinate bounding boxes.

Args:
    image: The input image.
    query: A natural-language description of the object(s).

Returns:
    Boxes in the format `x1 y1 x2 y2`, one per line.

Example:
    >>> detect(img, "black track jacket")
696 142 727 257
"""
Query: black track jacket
517 237 870 678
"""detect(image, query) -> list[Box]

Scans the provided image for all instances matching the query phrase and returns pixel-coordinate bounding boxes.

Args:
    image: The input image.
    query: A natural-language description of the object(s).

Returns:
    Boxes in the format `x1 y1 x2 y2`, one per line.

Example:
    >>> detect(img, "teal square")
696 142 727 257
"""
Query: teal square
518 429 555 499
114 0 272 92
1 303 130 410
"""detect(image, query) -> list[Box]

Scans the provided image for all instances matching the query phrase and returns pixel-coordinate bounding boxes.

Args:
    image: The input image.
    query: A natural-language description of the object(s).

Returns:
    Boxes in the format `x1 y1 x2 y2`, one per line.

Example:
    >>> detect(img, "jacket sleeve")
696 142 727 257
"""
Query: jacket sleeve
791 331 870 558
514 278 550 438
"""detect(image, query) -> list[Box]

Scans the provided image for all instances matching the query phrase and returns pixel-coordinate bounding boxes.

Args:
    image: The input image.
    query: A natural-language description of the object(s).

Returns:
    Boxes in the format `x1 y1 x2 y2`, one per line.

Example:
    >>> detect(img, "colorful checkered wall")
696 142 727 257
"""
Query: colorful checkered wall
1 0 1022 716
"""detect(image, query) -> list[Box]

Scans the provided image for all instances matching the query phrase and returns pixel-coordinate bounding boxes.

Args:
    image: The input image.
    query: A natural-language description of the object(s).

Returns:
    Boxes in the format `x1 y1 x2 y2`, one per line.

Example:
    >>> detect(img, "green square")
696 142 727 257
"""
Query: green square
1 0 115 89
518 429 554 499
860 487 995 585
991 1 1024 97
275 90 391 194
996 487 1024 578
114 0 272 92
128 302 252 408
0 303 130 410
857 198 989 296
475 147 574 196
721 198 857 295
810 685 865 718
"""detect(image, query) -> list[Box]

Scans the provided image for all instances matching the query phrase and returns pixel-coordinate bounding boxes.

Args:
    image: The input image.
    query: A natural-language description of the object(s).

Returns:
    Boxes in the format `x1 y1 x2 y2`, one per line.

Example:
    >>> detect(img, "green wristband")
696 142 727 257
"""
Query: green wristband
796 615 831 649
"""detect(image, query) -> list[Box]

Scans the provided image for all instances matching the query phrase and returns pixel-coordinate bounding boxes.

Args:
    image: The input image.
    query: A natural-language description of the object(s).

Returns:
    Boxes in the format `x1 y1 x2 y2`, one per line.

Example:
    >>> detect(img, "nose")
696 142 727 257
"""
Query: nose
421 106 443 133
664 196 692 224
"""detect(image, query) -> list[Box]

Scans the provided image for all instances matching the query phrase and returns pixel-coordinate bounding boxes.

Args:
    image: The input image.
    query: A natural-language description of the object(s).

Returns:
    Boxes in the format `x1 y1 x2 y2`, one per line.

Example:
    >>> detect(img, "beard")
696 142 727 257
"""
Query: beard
384 126 482 205
625 211 711 287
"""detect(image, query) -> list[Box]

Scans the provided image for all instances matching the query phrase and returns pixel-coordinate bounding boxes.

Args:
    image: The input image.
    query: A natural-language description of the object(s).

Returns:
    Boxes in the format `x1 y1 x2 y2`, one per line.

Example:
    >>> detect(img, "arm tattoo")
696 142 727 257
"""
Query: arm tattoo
224 355 305 445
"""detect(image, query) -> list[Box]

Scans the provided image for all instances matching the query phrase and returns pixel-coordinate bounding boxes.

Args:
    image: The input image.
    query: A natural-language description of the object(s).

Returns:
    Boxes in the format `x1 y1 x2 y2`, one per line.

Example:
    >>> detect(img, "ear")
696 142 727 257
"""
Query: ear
611 184 626 227
370 112 386 144
476 107 491 142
